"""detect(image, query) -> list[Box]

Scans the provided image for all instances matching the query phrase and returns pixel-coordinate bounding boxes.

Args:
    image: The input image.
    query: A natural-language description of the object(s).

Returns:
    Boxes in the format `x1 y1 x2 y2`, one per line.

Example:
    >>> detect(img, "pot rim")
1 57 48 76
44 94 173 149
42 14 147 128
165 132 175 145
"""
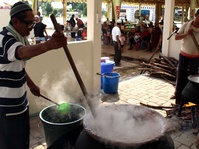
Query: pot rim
188 74 199 83
83 104 167 147
39 103 86 126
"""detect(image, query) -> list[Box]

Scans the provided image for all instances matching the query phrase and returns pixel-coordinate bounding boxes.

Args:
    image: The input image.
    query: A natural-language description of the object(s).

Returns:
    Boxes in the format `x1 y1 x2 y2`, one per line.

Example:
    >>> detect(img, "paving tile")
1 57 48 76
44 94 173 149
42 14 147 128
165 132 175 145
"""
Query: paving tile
191 144 198 149
29 47 196 149
174 133 195 147
174 140 182 148
30 144 46 149
30 135 38 144
178 145 191 149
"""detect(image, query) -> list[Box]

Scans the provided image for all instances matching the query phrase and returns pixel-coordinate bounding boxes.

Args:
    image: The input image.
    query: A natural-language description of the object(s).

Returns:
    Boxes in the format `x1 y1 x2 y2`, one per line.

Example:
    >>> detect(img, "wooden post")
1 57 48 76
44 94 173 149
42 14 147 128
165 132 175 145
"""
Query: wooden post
62 0 67 25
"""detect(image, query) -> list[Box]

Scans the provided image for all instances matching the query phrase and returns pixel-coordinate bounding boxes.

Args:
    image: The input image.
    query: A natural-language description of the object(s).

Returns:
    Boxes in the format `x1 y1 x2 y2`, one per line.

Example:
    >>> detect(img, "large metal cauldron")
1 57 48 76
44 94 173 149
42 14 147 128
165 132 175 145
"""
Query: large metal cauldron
182 74 199 103
76 104 174 149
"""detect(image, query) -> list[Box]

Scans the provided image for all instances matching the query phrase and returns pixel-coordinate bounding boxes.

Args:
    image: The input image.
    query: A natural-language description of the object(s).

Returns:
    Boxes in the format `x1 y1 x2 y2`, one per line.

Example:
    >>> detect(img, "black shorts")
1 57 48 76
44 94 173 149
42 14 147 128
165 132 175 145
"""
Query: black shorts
0 108 30 149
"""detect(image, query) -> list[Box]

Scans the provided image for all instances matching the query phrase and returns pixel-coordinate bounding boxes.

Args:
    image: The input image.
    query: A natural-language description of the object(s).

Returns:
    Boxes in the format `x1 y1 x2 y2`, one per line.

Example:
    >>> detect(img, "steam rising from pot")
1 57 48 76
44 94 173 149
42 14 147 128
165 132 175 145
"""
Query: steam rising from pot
38 61 100 111
84 104 167 147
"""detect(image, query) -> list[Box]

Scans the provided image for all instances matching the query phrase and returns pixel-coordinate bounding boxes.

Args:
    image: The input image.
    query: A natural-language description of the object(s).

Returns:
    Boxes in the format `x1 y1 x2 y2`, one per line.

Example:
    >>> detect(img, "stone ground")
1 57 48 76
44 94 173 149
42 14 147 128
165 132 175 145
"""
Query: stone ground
100 42 160 81
101 52 143 82
29 37 199 149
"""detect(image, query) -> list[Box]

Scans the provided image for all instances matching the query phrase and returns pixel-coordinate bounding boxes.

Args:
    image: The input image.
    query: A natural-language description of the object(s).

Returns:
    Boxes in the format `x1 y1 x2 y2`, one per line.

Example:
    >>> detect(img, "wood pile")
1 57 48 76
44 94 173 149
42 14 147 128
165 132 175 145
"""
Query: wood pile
139 53 178 83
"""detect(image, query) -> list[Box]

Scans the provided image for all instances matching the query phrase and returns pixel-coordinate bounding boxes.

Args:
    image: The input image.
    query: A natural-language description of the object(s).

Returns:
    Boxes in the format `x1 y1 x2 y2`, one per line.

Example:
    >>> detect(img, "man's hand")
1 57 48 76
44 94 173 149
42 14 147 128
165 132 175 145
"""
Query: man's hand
29 85 40 96
26 71 40 96
188 29 194 35
118 44 121 50
45 32 67 50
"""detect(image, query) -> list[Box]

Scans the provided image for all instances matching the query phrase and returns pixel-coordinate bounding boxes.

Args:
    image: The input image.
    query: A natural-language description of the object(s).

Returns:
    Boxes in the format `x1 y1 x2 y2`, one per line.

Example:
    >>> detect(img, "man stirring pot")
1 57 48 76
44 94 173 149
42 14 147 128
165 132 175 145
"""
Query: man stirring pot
0 2 67 149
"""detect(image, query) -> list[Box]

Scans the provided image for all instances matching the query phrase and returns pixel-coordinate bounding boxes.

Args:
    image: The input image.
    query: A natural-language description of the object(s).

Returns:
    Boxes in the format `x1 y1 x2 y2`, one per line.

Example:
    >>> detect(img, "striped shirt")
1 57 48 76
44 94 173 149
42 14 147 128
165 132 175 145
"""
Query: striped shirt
0 27 28 116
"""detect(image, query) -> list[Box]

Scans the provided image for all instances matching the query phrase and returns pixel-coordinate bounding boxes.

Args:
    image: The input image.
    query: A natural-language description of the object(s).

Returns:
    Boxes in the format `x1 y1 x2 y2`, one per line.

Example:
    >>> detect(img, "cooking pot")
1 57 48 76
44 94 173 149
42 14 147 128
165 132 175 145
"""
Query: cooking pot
82 104 173 149
182 74 199 104
178 74 199 116
39 103 86 148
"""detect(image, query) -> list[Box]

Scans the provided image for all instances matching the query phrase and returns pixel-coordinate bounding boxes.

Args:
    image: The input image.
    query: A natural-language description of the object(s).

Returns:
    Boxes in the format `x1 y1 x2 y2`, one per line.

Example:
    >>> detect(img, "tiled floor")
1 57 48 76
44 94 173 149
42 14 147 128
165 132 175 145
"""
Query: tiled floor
29 74 199 149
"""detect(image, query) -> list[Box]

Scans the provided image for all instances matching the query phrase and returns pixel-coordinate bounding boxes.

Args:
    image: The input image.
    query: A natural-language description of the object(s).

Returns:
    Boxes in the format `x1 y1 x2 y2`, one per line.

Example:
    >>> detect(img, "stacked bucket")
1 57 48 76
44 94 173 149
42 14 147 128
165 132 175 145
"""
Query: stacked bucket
101 57 120 94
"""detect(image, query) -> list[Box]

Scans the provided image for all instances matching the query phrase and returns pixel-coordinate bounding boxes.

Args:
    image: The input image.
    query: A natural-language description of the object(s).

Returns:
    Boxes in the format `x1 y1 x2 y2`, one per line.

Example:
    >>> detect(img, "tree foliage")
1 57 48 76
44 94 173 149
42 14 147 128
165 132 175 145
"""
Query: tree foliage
67 2 87 17
39 2 87 17
45 3 53 16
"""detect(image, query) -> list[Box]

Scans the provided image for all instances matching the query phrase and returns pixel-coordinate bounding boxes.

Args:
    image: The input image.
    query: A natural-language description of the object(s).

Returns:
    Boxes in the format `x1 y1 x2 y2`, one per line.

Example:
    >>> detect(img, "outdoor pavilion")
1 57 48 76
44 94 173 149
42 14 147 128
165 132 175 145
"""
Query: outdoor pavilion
0 0 198 115
31 0 199 28
99 0 199 59
102 0 199 23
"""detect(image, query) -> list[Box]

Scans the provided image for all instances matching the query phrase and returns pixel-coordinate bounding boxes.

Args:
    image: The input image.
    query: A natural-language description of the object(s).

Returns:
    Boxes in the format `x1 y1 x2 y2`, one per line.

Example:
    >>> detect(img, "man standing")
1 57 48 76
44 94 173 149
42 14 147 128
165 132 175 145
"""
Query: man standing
76 17 84 28
173 10 199 104
34 15 48 41
112 20 121 66
69 14 76 38
0 2 67 149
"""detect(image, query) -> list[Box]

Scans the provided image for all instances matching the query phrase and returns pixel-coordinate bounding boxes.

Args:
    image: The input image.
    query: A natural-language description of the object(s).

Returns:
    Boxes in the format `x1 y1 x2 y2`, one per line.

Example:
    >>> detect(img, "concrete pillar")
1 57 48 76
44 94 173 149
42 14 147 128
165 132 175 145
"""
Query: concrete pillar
139 3 141 18
62 0 67 25
162 0 175 56
190 0 196 20
87 0 102 91
185 6 189 22
155 2 161 23
112 0 122 21
182 5 184 23
107 1 111 20
111 1 115 20
32 0 37 14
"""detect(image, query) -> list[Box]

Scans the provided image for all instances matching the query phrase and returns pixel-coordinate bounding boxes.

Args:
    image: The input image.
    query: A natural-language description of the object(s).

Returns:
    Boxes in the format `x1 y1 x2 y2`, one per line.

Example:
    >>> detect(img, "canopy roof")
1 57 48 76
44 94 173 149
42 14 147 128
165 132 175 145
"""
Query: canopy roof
18 0 198 6
102 0 199 7
38 0 86 2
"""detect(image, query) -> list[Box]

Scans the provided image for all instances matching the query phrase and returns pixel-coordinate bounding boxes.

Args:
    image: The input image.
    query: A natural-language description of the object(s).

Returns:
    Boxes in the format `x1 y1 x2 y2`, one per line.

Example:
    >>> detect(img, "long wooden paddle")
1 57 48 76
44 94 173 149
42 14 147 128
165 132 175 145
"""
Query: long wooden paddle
50 14 96 117
190 33 199 52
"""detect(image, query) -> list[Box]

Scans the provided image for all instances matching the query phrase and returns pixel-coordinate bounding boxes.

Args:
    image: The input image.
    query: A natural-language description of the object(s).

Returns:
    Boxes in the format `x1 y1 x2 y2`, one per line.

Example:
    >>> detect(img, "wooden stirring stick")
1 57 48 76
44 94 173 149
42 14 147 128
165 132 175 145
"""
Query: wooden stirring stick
50 14 96 117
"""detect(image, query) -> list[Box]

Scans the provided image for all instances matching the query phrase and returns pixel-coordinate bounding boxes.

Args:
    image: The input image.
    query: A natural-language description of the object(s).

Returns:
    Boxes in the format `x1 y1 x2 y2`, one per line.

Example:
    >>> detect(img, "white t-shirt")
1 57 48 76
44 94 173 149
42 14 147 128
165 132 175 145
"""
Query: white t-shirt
111 26 121 42
178 21 199 57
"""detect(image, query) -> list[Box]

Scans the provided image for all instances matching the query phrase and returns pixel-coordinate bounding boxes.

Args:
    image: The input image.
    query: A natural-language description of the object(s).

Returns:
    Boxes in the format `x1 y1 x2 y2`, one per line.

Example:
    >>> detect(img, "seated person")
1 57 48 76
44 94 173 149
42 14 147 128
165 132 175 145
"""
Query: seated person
82 27 87 40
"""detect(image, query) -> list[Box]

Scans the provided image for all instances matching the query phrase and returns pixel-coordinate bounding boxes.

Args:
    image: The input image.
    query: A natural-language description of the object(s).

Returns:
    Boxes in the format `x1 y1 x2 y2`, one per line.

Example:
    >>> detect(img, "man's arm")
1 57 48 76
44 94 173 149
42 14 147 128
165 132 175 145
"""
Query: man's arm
26 71 40 96
175 29 194 40
116 35 121 49
43 29 48 40
17 32 66 59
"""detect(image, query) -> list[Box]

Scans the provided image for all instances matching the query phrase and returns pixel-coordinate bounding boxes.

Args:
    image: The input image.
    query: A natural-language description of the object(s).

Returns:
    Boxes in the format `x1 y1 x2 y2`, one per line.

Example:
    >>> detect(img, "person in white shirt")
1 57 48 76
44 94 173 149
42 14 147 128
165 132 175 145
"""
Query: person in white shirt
172 9 199 105
111 20 121 66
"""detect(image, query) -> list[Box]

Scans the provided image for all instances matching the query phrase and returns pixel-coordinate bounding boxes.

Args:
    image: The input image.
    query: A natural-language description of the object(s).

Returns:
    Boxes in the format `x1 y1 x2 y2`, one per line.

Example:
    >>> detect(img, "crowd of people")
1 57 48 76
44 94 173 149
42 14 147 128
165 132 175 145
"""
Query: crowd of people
65 14 87 40
101 16 163 67
101 17 163 53
103 12 199 109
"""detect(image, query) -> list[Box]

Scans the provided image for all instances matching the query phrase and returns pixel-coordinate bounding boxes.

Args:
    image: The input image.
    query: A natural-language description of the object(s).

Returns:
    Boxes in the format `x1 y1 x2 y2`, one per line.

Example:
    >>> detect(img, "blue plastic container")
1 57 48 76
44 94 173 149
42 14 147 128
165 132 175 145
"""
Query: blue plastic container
101 61 115 73
101 60 115 89
102 72 120 94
